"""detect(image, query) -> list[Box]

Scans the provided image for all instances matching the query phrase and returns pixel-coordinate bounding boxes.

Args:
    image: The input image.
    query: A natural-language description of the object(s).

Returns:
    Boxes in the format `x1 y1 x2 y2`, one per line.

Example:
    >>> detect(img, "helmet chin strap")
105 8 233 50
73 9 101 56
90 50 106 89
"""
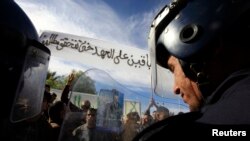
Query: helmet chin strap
179 60 212 99
190 63 212 99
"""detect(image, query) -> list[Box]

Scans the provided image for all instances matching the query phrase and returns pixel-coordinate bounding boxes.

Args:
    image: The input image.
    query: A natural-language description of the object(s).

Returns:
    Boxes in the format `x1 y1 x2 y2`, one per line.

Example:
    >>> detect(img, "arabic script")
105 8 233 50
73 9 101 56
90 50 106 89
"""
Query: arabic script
41 33 151 69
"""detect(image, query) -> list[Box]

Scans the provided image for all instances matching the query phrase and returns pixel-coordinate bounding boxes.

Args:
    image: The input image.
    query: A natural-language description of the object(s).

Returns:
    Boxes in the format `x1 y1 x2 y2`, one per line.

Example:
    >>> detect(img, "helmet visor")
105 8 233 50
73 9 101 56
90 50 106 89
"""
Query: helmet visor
10 40 50 123
149 27 176 98
148 5 179 99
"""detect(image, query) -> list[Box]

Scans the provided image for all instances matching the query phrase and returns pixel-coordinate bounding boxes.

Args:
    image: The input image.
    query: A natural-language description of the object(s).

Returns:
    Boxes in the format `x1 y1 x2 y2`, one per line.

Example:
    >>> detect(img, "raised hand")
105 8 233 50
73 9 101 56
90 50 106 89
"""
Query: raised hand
67 73 75 86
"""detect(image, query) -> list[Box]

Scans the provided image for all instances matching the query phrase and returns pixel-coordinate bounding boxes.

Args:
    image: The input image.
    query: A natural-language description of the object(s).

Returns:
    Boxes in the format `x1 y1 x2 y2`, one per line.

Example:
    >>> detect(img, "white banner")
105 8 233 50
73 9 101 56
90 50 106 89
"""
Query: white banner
40 30 151 88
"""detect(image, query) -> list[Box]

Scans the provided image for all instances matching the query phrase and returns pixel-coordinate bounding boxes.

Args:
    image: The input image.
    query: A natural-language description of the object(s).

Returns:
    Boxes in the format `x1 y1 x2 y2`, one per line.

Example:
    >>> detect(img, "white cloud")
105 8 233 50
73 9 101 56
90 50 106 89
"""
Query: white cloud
15 0 155 49
125 12 156 49
48 56 88 76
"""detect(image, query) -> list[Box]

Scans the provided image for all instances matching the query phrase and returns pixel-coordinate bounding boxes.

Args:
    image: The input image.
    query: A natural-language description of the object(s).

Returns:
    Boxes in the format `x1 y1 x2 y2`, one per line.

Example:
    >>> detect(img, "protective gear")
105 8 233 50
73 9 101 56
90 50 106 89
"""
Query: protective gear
149 0 250 98
0 0 50 122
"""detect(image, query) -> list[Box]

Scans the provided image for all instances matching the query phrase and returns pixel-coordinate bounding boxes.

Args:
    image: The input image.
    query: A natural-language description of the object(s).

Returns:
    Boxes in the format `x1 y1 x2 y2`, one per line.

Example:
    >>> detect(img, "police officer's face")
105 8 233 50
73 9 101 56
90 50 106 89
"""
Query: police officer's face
167 56 203 112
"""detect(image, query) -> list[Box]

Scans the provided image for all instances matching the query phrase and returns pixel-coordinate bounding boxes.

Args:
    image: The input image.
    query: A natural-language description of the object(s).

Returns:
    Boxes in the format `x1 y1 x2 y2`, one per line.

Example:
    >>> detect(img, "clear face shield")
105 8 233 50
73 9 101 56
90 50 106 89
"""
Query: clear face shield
0 27 51 123
10 45 50 123
58 68 131 141
149 4 182 98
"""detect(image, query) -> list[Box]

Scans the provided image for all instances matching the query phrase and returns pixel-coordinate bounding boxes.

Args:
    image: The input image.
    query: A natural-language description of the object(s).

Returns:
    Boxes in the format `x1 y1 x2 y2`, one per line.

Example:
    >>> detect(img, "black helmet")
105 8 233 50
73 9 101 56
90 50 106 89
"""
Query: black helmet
0 0 50 122
149 0 250 97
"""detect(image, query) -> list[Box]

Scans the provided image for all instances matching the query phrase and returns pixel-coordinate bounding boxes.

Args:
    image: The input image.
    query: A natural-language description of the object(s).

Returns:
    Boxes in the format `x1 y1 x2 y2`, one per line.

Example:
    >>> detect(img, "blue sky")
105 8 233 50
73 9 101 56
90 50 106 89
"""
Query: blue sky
16 0 169 49
102 0 163 17
15 0 188 113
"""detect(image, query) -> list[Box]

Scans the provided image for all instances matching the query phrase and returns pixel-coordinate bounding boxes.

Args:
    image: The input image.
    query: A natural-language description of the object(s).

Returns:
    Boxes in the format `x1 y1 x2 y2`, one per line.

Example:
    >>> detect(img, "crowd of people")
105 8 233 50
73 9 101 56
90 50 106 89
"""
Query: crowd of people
42 73 172 141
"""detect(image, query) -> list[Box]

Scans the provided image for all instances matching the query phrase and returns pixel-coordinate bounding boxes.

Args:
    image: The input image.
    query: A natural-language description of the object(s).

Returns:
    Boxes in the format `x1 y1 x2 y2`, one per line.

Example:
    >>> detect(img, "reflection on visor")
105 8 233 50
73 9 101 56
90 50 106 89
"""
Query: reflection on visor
58 68 188 141
12 98 31 120
71 69 124 132
10 43 50 123
154 65 175 97
59 68 126 141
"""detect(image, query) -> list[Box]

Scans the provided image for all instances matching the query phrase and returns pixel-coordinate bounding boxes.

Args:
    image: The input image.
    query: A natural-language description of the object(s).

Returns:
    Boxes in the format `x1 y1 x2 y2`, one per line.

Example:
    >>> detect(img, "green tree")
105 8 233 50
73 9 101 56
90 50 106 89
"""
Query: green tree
46 70 60 88
46 69 96 94
46 70 67 90
70 70 96 94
